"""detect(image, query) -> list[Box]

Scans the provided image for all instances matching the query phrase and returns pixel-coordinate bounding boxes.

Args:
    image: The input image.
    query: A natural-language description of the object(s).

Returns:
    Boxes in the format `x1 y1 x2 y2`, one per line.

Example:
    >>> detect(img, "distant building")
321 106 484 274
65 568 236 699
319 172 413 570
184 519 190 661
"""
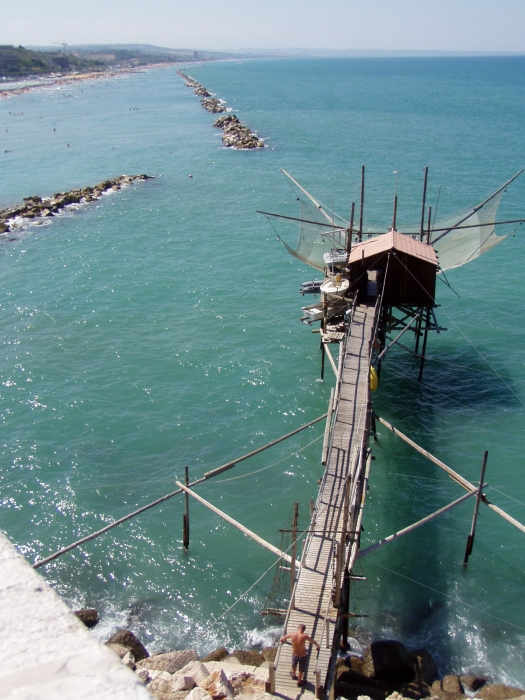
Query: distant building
194 51 199 59
0 51 18 75
52 55 69 70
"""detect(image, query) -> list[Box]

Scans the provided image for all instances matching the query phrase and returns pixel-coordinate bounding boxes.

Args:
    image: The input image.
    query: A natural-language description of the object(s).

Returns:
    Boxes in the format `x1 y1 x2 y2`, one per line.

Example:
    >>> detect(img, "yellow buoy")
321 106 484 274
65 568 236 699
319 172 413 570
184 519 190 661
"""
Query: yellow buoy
369 366 378 391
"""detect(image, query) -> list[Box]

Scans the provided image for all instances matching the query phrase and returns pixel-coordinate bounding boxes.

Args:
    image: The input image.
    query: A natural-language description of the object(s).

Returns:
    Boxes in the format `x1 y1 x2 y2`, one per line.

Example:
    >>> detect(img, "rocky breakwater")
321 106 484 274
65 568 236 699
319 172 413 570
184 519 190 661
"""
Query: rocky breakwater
176 70 264 149
102 628 276 700
334 639 525 700
177 70 226 114
0 174 153 236
213 115 264 150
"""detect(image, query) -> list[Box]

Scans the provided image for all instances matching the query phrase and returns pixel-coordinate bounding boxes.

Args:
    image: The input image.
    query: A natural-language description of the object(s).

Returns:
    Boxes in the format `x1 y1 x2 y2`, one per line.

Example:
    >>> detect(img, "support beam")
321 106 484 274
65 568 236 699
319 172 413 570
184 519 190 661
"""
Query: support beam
358 489 477 559
324 342 338 377
176 481 301 567
464 451 488 566
375 414 525 535
183 465 190 549
377 314 420 362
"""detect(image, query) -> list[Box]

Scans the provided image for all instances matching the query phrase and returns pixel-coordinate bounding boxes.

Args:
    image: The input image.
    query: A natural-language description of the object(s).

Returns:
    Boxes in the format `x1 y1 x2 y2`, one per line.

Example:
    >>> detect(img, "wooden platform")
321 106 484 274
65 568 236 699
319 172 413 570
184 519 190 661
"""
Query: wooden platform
273 301 377 700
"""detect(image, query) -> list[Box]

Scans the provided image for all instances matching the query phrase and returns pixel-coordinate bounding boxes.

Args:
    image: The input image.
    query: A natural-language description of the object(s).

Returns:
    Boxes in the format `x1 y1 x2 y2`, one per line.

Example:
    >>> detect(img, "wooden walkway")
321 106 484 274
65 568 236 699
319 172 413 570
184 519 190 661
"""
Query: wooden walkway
273 300 378 700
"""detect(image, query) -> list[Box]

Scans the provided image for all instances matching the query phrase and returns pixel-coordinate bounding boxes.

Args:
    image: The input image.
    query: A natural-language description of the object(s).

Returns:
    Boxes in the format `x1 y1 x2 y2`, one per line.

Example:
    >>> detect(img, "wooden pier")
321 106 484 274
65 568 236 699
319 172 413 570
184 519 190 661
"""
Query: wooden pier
273 299 378 700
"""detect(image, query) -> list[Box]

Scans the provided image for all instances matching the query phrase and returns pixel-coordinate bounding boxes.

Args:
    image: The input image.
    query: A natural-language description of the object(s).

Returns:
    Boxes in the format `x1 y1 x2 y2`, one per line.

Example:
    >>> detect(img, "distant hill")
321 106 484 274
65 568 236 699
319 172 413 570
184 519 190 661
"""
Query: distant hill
1 43 238 80
0 45 108 77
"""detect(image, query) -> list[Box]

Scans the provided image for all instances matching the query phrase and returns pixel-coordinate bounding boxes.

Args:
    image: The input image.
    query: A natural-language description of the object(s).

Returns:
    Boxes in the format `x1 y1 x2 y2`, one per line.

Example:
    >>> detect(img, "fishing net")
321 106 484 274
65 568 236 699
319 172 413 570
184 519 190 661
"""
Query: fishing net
278 198 348 272
273 173 512 274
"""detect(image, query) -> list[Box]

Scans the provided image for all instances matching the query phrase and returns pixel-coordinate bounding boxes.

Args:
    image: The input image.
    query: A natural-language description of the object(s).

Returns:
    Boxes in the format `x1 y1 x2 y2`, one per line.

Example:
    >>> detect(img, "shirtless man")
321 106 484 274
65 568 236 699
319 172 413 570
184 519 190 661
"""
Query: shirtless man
280 624 320 687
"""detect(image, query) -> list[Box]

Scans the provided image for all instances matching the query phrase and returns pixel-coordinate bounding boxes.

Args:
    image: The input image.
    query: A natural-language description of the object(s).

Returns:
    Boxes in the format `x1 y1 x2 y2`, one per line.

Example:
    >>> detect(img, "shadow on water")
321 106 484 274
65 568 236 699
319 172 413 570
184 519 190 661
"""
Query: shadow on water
348 342 523 674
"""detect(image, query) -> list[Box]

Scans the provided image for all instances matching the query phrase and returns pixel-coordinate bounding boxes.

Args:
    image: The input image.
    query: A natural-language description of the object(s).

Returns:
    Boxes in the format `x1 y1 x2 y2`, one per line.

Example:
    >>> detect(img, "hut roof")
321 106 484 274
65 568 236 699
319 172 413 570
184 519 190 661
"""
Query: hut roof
348 231 438 266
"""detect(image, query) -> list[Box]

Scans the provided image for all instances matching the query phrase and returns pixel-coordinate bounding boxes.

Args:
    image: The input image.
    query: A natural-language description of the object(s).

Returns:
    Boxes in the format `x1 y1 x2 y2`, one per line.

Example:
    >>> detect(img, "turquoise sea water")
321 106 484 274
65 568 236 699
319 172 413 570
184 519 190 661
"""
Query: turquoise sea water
1 57 525 684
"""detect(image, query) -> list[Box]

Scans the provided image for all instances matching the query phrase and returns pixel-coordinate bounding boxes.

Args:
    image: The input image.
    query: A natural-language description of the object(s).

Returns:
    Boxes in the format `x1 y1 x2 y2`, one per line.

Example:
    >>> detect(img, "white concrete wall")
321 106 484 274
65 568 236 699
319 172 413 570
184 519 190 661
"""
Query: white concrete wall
0 531 152 699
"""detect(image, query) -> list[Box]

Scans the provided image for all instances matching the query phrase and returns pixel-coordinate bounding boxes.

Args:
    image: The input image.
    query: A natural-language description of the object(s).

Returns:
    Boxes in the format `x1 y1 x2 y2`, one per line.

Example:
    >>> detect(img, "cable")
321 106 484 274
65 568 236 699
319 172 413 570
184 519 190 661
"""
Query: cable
486 486 525 509
440 308 525 410
211 433 324 484
369 562 525 634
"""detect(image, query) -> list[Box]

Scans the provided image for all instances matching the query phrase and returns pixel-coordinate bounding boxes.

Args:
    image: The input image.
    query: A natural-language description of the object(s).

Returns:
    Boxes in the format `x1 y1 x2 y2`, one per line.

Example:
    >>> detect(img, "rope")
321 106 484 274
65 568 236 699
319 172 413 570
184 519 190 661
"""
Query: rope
32 414 327 569
385 472 452 484
392 254 525 409
440 308 525 410
211 433 324 484
369 562 525 634
487 486 525 509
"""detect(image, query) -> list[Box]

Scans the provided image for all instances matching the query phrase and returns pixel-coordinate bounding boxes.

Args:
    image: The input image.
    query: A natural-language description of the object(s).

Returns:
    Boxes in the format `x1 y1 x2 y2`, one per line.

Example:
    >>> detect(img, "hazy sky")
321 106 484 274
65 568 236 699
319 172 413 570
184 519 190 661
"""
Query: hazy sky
2 0 524 53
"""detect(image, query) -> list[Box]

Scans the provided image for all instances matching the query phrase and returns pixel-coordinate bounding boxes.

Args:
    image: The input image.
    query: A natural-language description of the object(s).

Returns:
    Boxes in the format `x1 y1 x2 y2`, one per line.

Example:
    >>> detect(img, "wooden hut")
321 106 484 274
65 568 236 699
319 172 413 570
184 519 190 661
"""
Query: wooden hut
348 230 438 306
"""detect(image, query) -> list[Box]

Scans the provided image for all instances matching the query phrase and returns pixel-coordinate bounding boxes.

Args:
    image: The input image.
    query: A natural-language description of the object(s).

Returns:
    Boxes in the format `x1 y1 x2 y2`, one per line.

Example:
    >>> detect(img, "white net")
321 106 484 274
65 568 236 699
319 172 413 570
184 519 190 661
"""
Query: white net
271 172 517 274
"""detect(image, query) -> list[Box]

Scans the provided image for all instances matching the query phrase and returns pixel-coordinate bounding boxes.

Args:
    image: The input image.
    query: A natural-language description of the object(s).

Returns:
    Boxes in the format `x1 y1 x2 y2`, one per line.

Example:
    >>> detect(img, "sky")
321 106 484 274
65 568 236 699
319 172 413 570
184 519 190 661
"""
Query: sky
1 0 524 54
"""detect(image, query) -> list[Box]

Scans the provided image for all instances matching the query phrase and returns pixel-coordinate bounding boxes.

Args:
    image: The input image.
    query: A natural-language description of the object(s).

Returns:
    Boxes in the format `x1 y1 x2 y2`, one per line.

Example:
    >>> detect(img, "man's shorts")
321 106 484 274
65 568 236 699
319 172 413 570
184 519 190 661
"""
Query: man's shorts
292 655 307 673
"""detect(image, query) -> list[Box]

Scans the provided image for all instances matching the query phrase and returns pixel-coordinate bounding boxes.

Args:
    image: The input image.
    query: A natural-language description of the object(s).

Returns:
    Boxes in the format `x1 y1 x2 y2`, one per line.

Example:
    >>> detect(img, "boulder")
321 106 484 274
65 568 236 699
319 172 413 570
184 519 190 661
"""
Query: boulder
476 686 525 700
460 677 487 693
399 680 433 699
106 629 149 661
74 608 99 628
176 660 210 686
187 688 212 700
229 650 265 667
199 669 235 700
107 643 133 659
362 641 415 683
228 670 266 696
442 677 464 695
431 679 467 700
149 673 185 700
261 647 276 663
122 651 136 669
202 647 230 663
172 674 196 691
136 650 198 674
411 649 437 685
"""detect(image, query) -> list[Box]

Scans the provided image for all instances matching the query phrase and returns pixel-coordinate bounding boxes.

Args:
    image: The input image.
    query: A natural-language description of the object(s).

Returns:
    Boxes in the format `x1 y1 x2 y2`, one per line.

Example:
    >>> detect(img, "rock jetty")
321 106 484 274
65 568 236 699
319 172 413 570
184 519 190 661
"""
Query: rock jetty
0 174 153 235
177 70 264 149
214 114 264 150
100 626 525 700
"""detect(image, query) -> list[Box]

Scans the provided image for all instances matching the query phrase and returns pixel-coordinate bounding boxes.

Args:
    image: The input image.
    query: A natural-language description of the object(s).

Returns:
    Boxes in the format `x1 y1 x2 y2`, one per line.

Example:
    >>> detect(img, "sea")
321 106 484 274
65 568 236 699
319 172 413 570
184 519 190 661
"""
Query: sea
1 56 525 685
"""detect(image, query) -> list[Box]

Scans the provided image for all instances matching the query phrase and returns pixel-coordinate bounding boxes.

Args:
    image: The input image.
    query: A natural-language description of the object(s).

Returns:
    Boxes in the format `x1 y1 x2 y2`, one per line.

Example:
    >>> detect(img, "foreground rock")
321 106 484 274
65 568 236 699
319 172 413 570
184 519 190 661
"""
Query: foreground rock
106 628 150 662
74 607 99 628
0 174 153 235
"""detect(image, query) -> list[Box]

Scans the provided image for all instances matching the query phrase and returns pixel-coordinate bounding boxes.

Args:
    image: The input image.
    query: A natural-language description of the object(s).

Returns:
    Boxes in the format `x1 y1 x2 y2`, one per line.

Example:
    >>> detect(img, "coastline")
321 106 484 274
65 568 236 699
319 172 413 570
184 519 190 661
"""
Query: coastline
0 62 177 100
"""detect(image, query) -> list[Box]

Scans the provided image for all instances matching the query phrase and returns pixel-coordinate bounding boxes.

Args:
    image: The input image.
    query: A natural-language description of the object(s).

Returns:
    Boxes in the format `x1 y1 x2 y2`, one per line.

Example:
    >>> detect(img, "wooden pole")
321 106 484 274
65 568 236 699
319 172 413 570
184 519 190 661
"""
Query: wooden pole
359 165 365 242
391 194 398 231
420 166 429 241
324 342 338 377
359 489 477 559
426 205 432 245
347 202 355 257
375 413 525 535
291 503 299 595
175 481 301 567
183 465 190 549
417 308 431 381
320 340 325 380
322 388 335 465
269 665 276 695
464 451 488 566
340 572 351 650
414 307 423 356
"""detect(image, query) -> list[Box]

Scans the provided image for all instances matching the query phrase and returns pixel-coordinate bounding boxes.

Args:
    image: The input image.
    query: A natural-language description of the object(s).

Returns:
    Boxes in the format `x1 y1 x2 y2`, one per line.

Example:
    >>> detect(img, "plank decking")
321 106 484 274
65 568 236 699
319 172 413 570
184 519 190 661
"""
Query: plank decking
273 300 377 700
